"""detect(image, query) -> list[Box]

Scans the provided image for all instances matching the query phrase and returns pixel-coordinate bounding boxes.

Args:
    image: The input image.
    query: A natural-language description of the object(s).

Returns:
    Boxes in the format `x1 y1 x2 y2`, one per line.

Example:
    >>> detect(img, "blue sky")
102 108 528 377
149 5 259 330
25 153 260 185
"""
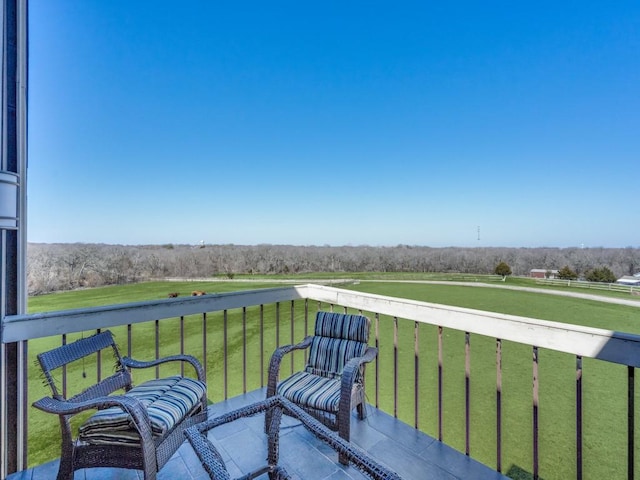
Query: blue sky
28 1 640 247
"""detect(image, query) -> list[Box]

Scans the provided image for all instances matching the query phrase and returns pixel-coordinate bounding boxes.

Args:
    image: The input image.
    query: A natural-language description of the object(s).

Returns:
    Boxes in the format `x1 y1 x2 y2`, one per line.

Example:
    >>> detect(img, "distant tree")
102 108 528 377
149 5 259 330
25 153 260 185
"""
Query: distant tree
494 261 512 280
585 266 616 283
25 243 640 295
557 265 578 280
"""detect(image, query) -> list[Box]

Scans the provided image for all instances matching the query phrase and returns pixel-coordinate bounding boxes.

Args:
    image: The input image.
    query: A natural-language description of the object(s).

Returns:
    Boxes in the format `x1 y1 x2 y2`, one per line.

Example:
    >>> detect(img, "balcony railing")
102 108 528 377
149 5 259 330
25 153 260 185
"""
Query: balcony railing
2 283 640 479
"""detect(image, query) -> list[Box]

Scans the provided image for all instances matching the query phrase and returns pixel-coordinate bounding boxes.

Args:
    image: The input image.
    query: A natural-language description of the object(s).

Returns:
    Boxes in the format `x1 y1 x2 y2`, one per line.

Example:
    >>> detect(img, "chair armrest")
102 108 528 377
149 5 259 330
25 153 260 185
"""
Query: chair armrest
339 346 378 408
358 346 379 365
32 394 154 443
266 336 313 397
33 393 143 416
342 346 378 380
123 354 205 382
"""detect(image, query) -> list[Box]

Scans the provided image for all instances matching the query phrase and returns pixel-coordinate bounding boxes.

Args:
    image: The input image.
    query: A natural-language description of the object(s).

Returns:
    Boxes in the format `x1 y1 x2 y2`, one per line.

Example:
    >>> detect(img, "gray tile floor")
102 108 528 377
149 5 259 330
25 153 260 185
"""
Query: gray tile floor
10 389 508 480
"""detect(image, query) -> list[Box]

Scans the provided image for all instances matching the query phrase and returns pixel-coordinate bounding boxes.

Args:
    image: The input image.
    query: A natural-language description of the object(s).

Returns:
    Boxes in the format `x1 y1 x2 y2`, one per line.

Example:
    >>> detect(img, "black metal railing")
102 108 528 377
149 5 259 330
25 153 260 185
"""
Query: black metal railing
3 284 640 479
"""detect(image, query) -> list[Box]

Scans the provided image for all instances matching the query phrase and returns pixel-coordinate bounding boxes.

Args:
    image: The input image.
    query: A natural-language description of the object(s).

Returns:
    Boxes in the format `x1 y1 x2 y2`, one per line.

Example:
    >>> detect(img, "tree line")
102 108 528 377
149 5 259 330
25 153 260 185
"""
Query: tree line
26 242 640 295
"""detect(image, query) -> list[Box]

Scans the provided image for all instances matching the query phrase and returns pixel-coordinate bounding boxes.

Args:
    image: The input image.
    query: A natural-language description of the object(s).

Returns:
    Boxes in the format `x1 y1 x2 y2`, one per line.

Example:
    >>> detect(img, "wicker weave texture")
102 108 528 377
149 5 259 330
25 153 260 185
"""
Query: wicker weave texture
266 311 378 458
32 330 208 480
186 395 402 480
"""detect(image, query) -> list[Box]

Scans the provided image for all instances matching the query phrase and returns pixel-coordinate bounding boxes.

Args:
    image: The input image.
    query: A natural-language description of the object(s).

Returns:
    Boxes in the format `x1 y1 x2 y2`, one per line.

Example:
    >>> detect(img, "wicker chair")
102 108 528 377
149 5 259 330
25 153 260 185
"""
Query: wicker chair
266 311 377 462
33 330 208 480
186 396 402 480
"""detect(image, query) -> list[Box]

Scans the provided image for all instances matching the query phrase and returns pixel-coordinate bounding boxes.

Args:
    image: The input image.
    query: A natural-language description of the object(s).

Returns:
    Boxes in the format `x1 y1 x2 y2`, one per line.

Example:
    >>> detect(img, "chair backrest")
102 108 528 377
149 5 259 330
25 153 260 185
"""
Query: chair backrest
37 330 131 402
305 311 370 380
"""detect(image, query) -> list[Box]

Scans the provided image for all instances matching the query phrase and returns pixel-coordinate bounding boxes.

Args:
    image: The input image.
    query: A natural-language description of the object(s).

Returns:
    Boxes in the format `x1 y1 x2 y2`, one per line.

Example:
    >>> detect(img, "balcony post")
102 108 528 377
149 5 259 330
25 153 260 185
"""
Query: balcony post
0 0 28 476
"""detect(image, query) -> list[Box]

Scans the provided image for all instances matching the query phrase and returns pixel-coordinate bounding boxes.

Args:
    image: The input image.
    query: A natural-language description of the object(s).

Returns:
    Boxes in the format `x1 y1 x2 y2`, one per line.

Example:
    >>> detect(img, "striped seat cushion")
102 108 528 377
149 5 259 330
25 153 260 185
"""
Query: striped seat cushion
277 371 341 412
78 375 206 446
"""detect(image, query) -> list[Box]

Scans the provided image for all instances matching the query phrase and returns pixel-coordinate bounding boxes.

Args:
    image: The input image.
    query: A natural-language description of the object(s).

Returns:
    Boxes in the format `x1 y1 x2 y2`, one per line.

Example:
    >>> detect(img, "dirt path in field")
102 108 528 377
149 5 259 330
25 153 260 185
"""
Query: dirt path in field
163 277 640 308
362 279 640 308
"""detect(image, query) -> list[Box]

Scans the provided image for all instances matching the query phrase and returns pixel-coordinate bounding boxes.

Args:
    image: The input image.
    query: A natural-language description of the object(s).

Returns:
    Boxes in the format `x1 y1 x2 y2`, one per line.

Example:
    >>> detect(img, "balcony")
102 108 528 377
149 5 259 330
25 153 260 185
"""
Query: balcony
2 283 640 479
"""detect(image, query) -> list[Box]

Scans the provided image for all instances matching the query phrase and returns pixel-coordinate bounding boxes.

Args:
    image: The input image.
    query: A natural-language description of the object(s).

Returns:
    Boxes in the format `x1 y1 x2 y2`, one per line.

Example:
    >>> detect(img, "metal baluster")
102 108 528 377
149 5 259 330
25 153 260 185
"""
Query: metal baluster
496 338 502 473
127 324 132 359
375 313 380 409
62 334 67 398
414 321 420 429
576 355 583 480
276 302 280 347
304 300 309 365
629 366 635 480
223 310 228 400
242 307 247 394
394 316 398 418
180 315 185 377
202 313 207 385
533 346 539 480
290 301 295 376
96 328 102 382
465 332 471 456
259 305 264 388
438 326 444 441
155 320 160 378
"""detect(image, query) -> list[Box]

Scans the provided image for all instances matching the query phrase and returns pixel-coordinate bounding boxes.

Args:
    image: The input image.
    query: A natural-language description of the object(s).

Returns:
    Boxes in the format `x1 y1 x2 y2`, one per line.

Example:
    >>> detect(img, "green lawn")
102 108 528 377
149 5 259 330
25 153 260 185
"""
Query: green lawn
24 278 640 480
346 281 640 480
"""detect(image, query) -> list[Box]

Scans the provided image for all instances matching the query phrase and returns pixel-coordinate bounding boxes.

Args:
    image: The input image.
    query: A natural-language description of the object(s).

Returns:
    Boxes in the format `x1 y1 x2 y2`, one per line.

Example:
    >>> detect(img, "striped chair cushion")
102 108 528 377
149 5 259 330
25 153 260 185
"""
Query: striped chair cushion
277 371 341 412
78 375 206 446
306 337 368 379
277 313 371 414
314 312 370 342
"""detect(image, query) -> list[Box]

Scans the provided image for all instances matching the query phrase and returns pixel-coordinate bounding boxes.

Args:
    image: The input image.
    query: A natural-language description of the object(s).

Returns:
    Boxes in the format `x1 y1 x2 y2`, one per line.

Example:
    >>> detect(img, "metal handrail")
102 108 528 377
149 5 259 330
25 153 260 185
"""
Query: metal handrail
3 283 640 479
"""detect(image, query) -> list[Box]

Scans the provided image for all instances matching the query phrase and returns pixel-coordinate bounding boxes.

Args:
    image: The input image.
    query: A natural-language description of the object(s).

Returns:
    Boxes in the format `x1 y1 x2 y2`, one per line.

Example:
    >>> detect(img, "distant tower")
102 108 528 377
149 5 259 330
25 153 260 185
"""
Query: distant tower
477 226 480 241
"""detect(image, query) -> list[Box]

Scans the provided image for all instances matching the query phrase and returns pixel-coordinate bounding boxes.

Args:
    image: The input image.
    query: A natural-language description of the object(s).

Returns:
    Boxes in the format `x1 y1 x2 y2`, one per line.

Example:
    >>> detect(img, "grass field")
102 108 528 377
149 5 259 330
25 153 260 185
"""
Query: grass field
342 280 640 480
23 276 640 479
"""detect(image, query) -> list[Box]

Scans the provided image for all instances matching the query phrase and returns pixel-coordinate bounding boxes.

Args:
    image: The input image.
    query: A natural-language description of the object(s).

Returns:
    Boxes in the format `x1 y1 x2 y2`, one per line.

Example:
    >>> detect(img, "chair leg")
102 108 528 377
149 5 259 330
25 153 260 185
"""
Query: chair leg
143 470 157 480
267 407 283 469
338 416 350 465
265 389 276 434
56 452 74 480
356 401 367 420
